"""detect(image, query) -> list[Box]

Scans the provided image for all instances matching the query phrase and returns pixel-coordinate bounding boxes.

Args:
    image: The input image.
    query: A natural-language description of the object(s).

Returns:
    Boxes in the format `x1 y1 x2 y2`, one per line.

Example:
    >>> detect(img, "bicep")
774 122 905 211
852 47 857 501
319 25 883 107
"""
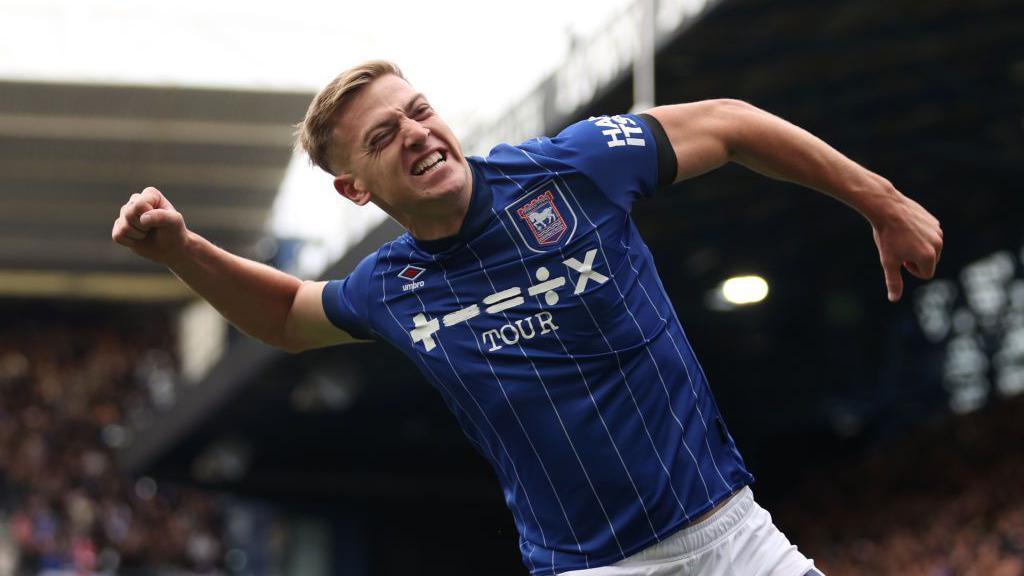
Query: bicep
283 280 360 352
646 100 737 183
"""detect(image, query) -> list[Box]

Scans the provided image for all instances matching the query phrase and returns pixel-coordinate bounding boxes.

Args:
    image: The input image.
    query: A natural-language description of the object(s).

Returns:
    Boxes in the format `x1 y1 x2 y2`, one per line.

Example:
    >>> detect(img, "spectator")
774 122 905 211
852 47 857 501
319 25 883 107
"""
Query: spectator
0 304 224 575
776 395 1024 575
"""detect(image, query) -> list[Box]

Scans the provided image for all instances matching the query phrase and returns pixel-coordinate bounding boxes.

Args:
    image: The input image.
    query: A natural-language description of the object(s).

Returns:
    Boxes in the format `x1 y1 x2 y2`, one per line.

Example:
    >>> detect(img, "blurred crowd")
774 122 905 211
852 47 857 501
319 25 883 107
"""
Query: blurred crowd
779 395 1024 576
0 303 223 575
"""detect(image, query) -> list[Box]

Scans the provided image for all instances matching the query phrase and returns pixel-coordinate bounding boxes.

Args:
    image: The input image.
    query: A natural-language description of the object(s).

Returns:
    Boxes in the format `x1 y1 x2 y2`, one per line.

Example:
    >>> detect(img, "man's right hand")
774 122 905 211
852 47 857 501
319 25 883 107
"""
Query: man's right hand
110 185 354 352
111 186 189 264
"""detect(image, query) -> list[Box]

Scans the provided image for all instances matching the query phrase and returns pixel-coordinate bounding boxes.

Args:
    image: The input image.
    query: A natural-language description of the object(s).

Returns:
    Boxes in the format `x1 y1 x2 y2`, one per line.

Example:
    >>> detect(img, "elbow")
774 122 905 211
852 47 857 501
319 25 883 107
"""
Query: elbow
249 332 307 354
277 339 309 355
706 98 760 158
707 98 755 113
277 281 313 354
277 325 313 354
703 98 758 123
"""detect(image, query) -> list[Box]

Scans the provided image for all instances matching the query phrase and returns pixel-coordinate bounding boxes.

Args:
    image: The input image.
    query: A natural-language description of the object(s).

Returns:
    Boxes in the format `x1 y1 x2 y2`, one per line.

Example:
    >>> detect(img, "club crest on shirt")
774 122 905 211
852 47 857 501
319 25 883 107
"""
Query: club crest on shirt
505 180 577 253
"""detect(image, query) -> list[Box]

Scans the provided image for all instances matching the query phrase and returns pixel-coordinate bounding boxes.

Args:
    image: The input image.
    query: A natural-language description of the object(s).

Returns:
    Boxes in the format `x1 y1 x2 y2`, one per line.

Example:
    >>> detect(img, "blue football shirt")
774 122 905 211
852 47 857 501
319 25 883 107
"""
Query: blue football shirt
323 113 754 575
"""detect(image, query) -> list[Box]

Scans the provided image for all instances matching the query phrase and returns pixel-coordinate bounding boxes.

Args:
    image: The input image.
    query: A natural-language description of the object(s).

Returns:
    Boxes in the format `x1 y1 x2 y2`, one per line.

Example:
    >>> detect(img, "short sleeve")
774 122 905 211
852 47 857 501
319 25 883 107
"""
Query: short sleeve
536 113 676 211
322 251 378 340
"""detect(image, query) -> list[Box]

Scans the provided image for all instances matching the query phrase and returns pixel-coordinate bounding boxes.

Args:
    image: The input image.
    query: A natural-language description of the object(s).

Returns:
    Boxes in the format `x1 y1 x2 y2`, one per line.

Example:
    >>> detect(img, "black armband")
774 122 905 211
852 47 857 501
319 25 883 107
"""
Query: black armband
638 112 678 188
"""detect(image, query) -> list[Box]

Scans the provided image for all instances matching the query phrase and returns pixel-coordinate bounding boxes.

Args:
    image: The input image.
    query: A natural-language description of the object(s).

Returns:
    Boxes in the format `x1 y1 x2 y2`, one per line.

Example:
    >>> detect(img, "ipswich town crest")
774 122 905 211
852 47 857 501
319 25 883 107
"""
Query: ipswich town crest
505 180 577 253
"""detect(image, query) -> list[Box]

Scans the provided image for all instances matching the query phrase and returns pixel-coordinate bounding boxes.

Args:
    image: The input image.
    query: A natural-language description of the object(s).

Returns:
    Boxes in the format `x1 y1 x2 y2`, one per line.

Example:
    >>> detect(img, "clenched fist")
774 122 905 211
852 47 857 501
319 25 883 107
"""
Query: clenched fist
111 186 189 264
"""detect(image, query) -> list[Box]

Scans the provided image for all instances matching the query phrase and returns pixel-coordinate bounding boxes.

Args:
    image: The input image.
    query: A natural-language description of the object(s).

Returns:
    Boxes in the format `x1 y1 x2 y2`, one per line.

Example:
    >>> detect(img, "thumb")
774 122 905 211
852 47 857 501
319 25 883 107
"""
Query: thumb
139 208 182 229
882 258 904 302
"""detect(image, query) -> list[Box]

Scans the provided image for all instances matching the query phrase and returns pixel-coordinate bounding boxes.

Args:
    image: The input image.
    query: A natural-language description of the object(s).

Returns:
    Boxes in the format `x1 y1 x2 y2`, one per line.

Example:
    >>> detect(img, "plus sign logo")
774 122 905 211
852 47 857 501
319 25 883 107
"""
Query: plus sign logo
410 313 440 352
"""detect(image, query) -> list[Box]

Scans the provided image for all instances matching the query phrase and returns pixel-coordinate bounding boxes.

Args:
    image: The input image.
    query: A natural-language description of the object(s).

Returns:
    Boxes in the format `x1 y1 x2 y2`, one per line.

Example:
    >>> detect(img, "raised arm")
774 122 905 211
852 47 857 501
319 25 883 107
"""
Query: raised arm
111 187 354 352
647 99 943 302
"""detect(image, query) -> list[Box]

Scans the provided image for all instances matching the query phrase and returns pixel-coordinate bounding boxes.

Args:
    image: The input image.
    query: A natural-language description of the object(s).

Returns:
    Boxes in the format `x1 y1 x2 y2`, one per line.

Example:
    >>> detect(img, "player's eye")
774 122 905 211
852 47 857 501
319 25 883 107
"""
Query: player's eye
415 105 432 119
369 130 393 153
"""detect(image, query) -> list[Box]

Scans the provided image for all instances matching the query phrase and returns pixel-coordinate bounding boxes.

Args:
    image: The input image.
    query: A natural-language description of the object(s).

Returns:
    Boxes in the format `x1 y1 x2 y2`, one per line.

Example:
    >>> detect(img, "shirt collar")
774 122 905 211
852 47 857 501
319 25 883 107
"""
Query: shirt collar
411 158 492 254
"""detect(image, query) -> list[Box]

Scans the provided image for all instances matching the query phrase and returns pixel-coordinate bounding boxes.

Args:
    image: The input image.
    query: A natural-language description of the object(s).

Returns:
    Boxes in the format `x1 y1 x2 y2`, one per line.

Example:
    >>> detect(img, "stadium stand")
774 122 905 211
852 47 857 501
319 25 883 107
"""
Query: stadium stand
0 302 225 575
778 396 1024 575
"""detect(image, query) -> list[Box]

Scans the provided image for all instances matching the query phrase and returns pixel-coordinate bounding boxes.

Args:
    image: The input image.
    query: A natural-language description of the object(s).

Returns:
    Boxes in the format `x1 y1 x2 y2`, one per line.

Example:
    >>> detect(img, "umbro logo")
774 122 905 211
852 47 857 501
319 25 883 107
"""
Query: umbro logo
399 265 426 291
398 265 425 281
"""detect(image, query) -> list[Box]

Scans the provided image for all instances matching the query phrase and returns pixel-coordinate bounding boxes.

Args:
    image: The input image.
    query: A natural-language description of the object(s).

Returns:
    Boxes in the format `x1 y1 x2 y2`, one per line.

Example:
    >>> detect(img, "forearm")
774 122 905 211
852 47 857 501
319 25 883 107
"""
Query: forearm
648 99 942 302
166 231 302 349
722 100 898 224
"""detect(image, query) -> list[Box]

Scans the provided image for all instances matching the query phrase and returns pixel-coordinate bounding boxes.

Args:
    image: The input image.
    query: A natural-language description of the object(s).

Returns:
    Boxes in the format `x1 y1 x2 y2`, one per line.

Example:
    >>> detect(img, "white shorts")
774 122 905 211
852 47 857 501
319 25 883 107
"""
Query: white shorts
559 487 821 576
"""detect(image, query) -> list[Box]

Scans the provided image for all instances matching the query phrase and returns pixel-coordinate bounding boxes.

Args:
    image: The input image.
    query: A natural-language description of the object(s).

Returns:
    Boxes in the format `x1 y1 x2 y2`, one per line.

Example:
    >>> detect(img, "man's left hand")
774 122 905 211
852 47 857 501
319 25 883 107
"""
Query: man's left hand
871 192 943 302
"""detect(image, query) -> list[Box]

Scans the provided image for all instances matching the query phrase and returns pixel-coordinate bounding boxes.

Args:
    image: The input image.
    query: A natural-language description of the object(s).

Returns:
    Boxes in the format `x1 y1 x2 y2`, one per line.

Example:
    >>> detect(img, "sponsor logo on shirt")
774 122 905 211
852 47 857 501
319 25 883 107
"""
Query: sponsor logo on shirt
398 265 426 291
407 249 609 353
588 115 646 148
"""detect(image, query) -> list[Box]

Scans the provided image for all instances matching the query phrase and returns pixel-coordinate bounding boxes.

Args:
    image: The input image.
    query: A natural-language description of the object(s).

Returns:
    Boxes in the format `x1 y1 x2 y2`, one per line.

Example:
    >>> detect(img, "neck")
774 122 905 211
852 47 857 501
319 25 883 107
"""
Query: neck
401 164 474 242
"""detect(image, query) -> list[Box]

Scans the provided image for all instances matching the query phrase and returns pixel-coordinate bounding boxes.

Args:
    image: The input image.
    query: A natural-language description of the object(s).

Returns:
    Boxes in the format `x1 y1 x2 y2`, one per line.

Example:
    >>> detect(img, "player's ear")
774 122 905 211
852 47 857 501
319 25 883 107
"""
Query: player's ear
334 172 371 206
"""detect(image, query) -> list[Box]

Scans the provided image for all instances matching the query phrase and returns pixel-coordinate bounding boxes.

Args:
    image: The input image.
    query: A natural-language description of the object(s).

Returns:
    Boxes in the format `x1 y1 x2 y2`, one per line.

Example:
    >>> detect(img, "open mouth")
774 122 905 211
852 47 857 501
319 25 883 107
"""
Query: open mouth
411 150 447 176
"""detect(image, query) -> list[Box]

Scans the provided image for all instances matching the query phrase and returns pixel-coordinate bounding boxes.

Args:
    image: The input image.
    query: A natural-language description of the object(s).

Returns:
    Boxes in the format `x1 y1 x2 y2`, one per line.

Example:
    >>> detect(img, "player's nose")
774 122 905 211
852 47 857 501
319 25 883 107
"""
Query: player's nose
402 118 430 148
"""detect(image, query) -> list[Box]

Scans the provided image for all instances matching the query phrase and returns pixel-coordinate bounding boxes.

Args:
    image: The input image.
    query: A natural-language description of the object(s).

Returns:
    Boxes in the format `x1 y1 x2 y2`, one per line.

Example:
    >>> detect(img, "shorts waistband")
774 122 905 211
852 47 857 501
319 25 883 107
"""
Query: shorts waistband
615 486 755 566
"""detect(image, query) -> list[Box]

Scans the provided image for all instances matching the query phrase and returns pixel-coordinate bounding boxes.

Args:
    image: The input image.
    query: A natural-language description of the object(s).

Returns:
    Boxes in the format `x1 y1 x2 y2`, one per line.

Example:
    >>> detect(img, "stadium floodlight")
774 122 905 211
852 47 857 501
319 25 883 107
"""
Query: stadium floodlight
720 274 770 305
722 275 769 305
706 274 769 311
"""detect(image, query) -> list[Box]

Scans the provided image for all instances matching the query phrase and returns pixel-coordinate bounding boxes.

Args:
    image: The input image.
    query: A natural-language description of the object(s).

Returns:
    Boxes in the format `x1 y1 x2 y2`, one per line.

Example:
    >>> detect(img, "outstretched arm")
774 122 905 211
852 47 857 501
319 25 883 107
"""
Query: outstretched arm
647 99 943 302
111 187 354 352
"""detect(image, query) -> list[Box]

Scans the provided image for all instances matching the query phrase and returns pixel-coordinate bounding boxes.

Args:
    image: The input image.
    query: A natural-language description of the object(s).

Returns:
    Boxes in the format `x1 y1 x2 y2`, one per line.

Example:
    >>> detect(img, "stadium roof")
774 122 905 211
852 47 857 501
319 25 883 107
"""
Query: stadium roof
0 0 636 297
0 81 308 299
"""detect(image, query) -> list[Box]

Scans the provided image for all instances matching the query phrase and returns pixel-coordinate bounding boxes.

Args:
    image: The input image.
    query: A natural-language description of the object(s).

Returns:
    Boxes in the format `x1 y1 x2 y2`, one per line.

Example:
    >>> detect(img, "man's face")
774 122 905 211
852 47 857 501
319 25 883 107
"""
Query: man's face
332 74 470 217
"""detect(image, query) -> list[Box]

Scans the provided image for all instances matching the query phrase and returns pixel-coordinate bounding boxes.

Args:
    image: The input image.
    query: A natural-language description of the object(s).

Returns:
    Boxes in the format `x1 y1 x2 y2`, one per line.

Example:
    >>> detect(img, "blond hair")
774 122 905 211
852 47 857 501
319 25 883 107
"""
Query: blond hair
295 60 405 176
